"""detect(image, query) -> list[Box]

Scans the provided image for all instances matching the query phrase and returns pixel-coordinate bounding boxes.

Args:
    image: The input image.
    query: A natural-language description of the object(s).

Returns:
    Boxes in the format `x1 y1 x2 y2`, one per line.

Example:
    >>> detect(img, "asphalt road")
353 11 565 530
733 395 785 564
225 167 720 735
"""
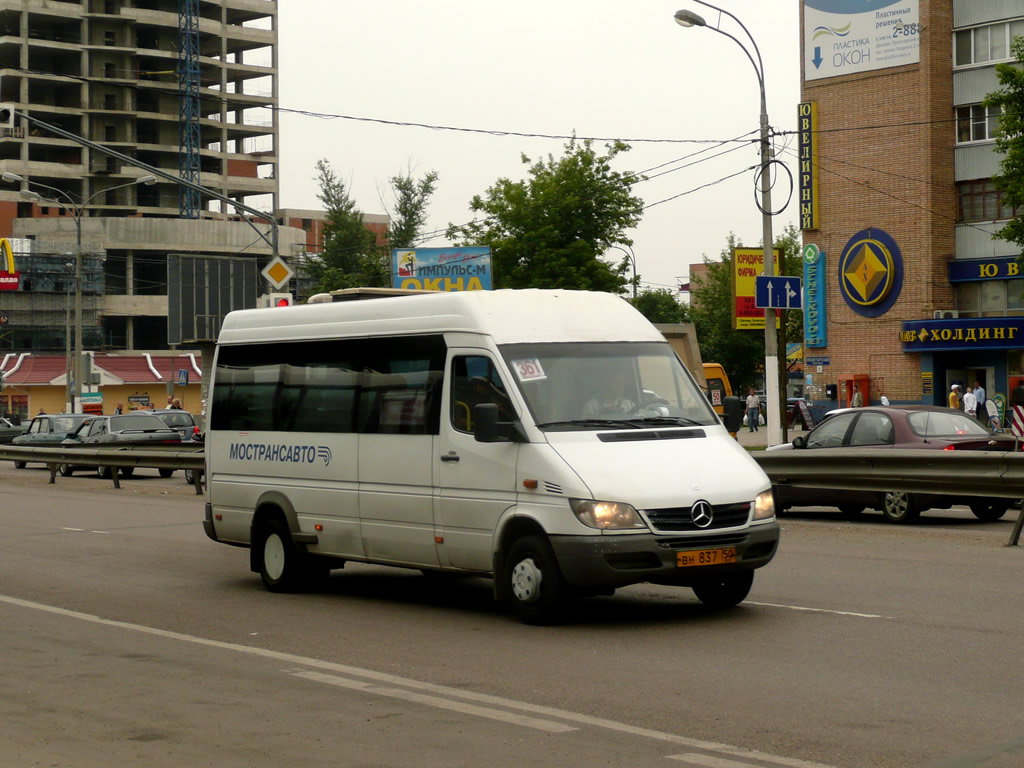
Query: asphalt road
2 463 1024 768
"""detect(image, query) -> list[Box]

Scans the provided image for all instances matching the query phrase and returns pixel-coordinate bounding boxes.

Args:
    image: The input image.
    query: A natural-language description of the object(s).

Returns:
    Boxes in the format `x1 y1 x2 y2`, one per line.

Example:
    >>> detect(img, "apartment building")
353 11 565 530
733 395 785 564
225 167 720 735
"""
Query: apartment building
799 0 1024 410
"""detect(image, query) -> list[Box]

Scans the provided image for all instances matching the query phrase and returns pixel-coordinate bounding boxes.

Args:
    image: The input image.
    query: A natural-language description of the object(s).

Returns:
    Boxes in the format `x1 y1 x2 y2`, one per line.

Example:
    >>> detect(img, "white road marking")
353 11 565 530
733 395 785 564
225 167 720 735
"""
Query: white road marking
669 754 763 767
747 601 887 619
90 530 109 535
62 527 84 531
288 668 575 733
0 593 836 768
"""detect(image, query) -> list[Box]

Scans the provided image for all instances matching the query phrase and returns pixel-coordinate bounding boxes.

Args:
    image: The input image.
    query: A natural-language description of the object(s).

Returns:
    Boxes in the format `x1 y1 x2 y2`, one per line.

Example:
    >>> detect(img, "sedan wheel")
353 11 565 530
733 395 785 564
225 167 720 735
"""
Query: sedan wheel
880 491 920 524
59 464 74 477
969 499 1008 521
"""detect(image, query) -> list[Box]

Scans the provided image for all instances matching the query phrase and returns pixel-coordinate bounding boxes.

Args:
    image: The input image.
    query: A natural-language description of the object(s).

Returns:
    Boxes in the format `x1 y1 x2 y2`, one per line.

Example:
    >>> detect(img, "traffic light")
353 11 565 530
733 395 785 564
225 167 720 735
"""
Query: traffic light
259 292 293 308
0 104 15 129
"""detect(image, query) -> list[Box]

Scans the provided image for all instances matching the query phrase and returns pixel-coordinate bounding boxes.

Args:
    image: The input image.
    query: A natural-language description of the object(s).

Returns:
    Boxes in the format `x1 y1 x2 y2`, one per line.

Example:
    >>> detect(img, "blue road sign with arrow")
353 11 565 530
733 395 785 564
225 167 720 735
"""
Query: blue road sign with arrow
755 275 803 310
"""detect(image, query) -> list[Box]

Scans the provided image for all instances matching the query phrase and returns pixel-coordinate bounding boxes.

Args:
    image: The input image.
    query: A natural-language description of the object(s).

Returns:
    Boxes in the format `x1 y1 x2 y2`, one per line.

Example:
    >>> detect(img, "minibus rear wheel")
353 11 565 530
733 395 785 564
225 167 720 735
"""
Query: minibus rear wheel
692 571 753 609
257 518 306 592
504 535 567 625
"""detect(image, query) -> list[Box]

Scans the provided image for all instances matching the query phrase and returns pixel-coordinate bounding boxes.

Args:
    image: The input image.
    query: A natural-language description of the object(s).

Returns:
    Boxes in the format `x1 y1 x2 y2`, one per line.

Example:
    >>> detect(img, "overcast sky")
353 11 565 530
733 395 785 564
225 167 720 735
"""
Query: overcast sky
276 1 801 294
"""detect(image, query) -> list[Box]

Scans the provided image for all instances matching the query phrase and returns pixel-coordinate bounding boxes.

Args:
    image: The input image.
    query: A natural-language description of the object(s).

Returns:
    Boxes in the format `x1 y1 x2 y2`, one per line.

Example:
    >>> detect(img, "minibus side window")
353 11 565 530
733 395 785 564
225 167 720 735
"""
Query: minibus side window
211 336 445 434
450 356 515 434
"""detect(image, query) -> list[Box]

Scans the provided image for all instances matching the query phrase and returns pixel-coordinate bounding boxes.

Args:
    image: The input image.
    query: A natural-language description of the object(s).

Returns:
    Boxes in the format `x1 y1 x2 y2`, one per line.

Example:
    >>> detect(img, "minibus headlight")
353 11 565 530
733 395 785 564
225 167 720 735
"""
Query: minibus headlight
570 499 647 530
752 490 775 521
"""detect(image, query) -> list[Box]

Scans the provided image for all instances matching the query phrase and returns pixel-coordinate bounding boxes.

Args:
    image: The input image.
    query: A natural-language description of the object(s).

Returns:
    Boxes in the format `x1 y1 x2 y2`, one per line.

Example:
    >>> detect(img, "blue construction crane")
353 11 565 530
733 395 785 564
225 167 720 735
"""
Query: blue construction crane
177 0 201 218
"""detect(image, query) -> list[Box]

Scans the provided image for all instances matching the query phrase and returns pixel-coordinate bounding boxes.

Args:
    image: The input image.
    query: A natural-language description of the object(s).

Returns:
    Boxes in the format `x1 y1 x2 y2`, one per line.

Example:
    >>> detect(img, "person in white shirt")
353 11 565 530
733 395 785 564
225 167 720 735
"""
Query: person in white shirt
973 381 986 426
880 392 890 406
962 385 977 418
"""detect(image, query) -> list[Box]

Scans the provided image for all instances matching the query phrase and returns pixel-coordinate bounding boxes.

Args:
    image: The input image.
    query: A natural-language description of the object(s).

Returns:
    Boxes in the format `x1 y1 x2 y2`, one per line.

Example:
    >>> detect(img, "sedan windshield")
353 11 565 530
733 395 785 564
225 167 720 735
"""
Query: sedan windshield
499 341 718 430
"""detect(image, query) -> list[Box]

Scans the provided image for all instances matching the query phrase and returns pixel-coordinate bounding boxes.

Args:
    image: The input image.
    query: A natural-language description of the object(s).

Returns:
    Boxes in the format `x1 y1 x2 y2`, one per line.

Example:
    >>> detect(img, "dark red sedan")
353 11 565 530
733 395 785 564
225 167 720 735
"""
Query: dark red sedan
769 405 1017 523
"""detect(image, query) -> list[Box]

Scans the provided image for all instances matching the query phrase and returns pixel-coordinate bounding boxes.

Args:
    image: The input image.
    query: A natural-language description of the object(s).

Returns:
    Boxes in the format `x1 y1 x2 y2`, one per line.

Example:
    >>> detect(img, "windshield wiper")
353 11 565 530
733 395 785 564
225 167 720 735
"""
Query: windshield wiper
534 419 641 430
631 416 706 427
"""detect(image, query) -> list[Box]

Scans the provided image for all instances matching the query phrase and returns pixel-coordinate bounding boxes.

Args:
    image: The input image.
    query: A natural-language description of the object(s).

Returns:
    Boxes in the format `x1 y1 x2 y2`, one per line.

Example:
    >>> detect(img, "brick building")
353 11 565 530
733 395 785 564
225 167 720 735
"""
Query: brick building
799 0 1024 414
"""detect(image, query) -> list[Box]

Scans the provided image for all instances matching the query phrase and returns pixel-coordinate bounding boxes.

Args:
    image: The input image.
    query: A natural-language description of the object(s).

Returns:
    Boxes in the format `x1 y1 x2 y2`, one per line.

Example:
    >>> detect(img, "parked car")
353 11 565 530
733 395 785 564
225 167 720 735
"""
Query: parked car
136 410 200 476
10 413 91 468
60 413 182 478
768 405 1018 523
0 416 28 444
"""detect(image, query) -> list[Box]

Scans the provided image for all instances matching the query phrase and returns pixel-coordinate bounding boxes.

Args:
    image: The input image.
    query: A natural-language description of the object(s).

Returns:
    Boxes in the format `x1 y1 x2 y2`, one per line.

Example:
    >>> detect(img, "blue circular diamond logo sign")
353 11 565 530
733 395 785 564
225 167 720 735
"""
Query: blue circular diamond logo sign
837 227 903 318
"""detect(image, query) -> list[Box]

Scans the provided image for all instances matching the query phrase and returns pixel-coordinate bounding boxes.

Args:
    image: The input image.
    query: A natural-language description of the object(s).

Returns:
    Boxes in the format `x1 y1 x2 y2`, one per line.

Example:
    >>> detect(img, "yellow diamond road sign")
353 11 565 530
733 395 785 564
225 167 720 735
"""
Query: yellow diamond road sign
261 256 294 290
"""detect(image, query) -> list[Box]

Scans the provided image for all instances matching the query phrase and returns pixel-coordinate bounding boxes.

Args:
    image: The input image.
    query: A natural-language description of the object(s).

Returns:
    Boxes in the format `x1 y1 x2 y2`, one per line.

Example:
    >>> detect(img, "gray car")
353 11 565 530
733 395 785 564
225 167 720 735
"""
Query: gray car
0 416 27 445
11 413 91 468
60 413 182 478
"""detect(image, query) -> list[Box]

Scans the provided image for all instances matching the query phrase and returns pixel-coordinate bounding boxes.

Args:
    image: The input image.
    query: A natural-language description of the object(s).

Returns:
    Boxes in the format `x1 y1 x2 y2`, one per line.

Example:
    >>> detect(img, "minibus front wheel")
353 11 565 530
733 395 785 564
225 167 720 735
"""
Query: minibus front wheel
691 571 753 609
503 535 567 625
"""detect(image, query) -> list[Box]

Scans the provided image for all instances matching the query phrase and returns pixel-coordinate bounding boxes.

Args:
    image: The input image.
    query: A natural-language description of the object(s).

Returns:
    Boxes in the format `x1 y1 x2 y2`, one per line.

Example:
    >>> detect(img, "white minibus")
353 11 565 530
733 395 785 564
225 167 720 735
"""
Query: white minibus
203 289 779 623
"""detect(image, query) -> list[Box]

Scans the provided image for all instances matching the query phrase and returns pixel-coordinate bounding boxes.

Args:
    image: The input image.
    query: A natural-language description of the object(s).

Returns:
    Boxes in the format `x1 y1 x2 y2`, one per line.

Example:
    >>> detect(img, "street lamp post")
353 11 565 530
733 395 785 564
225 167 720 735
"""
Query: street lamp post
2 173 157 410
606 243 638 298
674 4 782 446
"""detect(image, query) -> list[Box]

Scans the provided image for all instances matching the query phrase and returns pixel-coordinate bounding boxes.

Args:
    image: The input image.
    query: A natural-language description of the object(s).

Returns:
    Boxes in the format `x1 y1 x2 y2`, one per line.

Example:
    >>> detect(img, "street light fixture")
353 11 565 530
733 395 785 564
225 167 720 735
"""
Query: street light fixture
2 173 158 411
605 243 638 298
674 4 782 446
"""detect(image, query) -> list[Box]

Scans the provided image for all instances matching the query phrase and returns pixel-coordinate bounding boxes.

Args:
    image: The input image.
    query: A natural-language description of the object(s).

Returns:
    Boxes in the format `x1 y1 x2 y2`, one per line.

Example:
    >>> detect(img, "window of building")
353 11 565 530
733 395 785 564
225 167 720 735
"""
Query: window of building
956 104 1001 143
957 179 1016 222
955 20 1024 67
955 280 1024 317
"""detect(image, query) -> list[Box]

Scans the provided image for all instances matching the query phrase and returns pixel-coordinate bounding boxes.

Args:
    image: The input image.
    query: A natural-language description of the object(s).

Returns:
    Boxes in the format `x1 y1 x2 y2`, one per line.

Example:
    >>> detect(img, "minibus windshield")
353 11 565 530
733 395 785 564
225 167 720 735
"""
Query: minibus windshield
500 341 719 430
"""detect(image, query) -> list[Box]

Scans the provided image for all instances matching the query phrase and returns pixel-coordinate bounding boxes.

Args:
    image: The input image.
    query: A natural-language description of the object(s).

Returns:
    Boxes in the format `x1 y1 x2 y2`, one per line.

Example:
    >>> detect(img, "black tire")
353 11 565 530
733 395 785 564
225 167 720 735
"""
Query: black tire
97 465 112 479
158 468 174 478
880 491 920 524
838 504 864 518
184 469 195 485
121 467 134 478
59 464 74 477
256 518 307 593
503 535 568 624
13 461 25 469
692 571 754 609
970 499 1009 521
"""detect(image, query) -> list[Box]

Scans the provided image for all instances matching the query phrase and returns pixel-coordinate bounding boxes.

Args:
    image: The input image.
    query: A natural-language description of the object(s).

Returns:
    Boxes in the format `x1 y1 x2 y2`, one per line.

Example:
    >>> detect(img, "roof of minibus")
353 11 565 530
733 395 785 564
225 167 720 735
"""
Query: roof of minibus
217 289 664 346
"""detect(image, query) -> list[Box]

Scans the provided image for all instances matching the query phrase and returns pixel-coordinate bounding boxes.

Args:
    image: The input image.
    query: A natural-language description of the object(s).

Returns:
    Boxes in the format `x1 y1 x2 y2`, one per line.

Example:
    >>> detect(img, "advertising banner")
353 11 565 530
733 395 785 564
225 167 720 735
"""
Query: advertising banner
0 238 19 290
802 244 827 348
731 248 780 330
804 0 919 82
392 247 492 291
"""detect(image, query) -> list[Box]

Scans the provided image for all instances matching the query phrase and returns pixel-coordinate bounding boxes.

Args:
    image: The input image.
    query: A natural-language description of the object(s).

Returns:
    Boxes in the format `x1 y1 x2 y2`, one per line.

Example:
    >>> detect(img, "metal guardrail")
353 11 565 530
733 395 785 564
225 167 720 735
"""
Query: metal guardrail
753 448 1024 545
0 444 205 494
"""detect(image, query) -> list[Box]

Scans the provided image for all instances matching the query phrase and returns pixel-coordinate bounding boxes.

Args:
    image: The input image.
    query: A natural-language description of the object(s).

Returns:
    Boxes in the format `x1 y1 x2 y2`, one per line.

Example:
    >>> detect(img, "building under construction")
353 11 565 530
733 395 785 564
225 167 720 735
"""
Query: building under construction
0 0 305 355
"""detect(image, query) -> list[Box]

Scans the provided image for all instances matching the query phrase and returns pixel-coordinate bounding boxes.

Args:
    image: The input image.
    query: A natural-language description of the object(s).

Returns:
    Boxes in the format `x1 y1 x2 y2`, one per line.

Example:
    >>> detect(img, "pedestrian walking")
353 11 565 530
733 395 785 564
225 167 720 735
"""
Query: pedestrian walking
851 385 864 407
745 388 760 433
949 384 961 410
880 392 890 406
963 385 977 418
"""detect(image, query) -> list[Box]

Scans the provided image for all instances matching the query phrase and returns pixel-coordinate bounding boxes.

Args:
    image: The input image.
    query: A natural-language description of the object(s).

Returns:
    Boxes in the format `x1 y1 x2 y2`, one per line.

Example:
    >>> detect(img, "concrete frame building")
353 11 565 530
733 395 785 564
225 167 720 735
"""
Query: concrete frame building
0 0 305 355
799 0 1024 416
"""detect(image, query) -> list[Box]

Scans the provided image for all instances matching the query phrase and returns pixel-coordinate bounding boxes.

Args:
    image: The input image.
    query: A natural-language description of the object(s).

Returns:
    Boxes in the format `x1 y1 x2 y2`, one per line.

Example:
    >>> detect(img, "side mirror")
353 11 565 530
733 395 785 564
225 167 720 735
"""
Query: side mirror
473 403 525 443
473 403 500 443
792 434 807 449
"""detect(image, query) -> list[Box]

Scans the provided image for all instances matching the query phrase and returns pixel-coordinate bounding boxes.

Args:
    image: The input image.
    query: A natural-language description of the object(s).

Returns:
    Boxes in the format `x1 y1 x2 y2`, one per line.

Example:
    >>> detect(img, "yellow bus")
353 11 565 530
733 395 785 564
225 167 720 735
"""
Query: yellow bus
703 363 732 416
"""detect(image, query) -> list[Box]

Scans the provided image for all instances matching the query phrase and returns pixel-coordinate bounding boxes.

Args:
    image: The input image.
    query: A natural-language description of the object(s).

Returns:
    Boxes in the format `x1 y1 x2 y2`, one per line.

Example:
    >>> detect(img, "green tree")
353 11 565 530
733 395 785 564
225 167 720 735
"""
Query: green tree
985 36 1024 249
688 225 804 393
631 288 689 324
447 139 644 291
385 167 439 249
308 159 380 293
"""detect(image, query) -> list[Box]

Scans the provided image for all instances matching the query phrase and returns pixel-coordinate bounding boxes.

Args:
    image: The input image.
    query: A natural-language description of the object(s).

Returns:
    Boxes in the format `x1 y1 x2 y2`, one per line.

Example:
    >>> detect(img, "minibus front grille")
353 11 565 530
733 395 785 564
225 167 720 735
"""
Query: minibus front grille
644 502 751 532
597 428 705 443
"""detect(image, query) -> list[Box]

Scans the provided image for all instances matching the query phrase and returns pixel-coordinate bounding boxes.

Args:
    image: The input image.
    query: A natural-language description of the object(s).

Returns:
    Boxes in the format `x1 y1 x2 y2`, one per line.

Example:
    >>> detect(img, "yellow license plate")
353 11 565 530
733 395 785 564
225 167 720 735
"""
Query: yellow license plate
677 547 737 568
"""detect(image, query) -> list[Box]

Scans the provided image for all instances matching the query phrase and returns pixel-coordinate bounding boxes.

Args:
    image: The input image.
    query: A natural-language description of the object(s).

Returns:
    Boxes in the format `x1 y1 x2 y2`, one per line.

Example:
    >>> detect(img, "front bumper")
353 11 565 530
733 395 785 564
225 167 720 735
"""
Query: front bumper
549 522 780 589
